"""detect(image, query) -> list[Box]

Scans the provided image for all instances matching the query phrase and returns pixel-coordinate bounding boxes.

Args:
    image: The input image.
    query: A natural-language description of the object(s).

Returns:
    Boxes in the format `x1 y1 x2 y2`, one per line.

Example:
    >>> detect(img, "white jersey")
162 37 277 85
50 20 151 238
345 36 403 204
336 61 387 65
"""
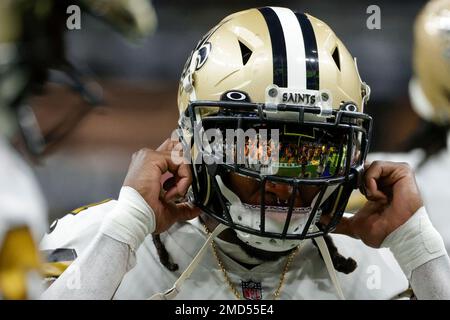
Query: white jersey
369 133 450 253
0 136 47 241
40 200 409 300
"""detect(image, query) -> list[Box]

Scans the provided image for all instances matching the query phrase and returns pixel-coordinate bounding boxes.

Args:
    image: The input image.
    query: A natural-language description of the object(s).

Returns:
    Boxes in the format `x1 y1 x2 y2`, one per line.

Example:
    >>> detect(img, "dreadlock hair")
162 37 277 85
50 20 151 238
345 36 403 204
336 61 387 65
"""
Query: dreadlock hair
151 176 181 271
312 234 357 274
401 118 449 168
152 234 179 271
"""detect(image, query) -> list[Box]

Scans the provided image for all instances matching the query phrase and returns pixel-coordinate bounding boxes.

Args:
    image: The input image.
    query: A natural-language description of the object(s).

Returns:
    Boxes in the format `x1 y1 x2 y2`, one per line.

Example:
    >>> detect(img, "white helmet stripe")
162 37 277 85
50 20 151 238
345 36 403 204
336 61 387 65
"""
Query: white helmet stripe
271 7 307 89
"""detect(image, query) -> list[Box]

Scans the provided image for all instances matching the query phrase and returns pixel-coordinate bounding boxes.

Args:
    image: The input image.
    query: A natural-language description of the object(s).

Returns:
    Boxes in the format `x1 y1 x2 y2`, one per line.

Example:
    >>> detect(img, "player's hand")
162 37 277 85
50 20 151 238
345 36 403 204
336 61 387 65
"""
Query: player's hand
325 161 423 248
123 139 200 234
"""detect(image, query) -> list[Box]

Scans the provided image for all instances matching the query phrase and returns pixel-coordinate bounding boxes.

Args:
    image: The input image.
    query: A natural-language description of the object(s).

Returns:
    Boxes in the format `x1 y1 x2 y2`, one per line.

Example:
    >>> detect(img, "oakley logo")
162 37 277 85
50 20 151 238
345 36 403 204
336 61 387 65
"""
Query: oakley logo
341 103 358 112
223 91 250 102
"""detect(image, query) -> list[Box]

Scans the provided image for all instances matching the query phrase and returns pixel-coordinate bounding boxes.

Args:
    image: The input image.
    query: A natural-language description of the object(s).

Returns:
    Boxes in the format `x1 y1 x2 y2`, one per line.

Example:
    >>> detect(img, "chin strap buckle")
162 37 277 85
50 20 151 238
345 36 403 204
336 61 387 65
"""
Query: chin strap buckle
350 164 365 191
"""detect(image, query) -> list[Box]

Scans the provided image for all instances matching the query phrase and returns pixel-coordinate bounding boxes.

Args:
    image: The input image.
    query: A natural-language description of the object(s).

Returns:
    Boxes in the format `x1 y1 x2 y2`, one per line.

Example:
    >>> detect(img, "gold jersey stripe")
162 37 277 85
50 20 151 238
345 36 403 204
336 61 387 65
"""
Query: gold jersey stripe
71 198 113 214
41 261 72 278
0 226 41 300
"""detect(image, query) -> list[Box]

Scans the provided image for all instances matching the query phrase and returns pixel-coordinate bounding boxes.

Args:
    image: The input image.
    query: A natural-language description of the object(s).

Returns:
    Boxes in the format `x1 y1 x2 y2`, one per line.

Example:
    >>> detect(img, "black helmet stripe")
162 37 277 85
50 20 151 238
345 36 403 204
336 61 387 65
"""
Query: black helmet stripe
258 7 288 88
295 12 320 90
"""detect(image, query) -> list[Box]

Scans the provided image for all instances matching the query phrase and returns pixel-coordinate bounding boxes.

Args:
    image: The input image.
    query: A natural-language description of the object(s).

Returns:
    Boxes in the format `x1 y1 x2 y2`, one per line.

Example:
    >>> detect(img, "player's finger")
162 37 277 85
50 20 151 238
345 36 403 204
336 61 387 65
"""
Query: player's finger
160 153 192 200
320 215 355 238
363 161 396 201
156 137 180 152
164 172 192 201
171 202 201 221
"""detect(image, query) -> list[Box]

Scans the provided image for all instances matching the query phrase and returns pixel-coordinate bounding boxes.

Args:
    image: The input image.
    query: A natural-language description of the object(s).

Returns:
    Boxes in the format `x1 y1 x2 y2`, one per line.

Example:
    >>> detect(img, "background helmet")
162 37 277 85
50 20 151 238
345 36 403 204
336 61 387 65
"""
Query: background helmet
0 0 157 155
409 0 450 124
177 7 372 252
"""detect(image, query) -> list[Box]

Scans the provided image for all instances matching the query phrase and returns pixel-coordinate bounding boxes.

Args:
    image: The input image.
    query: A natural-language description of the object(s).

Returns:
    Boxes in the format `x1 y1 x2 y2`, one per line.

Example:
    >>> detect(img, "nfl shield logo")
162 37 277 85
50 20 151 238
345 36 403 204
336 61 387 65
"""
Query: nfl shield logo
241 280 262 300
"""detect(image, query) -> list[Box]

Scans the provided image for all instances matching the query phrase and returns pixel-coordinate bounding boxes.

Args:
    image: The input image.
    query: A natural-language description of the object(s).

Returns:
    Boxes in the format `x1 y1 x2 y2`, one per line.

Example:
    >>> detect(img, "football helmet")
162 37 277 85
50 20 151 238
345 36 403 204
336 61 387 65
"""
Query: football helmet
177 7 372 252
409 0 450 124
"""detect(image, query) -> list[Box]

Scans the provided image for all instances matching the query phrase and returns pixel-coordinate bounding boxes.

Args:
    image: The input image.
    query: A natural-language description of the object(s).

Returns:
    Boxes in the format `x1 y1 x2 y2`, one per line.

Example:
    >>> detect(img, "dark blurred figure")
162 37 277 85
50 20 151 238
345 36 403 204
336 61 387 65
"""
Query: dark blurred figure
350 0 450 252
0 0 156 299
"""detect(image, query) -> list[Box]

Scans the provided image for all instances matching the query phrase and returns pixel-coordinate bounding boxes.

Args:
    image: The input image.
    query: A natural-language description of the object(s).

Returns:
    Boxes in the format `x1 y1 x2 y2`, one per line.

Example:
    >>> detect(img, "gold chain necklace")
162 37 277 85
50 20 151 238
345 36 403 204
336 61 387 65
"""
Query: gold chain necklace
203 224 299 300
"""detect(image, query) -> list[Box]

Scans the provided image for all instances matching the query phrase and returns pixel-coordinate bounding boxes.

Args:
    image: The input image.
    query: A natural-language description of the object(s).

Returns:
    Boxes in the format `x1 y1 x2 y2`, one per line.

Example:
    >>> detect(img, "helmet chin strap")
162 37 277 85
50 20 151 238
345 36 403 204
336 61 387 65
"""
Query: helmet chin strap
314 234 346 300
215 175 339 252
148 223 227 300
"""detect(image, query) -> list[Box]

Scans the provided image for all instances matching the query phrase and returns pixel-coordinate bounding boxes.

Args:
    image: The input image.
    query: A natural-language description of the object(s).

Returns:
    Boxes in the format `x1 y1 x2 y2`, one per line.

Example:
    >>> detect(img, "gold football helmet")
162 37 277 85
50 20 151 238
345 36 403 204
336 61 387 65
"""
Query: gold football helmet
177 7 372 252
409 0 450 124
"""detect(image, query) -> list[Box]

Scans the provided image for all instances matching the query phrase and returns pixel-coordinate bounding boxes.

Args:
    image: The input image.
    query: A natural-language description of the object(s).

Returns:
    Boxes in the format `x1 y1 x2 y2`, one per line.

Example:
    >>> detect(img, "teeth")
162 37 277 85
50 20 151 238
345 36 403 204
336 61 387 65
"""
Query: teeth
276 197 287 206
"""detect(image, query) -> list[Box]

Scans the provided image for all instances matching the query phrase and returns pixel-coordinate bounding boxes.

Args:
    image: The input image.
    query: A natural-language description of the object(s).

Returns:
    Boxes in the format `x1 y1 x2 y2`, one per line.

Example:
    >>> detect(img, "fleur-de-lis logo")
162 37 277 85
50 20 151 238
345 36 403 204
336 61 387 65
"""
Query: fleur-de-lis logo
179 19 231 87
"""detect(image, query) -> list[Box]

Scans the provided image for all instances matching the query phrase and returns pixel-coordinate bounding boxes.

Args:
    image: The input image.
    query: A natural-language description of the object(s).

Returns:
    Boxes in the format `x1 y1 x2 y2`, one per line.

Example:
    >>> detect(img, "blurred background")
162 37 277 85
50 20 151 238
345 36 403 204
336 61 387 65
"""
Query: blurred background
29 0 427 222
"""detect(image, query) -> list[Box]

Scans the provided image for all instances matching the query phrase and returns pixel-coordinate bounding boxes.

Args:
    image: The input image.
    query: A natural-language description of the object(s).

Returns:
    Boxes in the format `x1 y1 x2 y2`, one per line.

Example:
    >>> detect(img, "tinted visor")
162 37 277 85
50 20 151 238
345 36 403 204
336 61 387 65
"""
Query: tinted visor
187 100 371 240
200 121 363 180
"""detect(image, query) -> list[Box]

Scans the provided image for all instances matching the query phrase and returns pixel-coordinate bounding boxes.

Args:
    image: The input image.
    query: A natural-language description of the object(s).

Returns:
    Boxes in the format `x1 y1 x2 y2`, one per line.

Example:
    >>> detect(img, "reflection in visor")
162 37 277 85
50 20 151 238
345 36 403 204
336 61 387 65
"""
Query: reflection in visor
189 100 372 240
223 125 359 179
